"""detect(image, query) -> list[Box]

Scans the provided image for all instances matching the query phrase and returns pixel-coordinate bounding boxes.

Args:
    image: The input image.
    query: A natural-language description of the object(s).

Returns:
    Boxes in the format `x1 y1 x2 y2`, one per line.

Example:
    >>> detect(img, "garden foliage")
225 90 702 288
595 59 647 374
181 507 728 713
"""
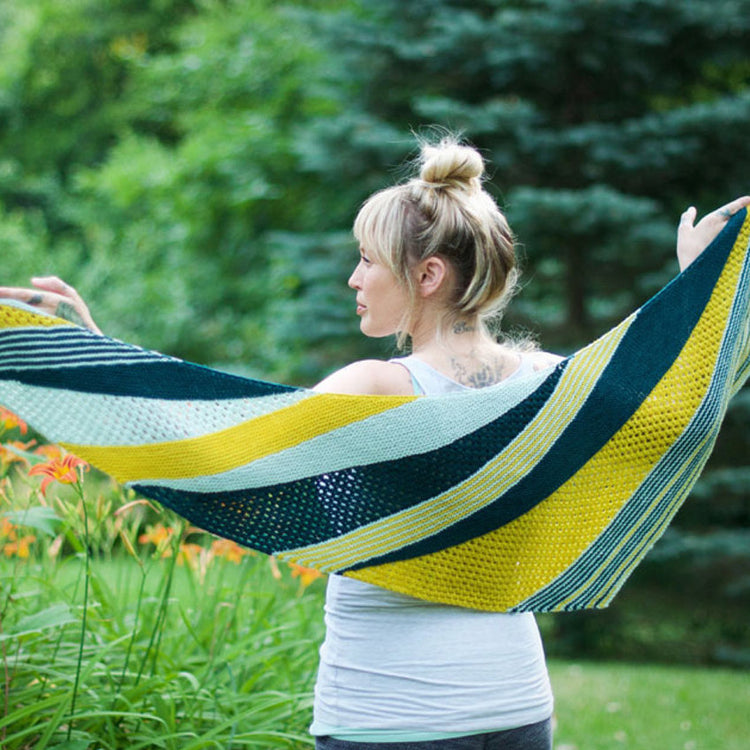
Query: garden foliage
0 0 749 666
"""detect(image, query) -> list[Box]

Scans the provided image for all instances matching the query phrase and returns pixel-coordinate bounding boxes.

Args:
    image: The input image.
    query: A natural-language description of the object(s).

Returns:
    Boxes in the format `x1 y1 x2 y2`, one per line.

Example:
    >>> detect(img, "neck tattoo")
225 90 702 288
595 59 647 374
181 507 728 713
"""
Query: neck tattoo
450 356 510 388
453 321 476 334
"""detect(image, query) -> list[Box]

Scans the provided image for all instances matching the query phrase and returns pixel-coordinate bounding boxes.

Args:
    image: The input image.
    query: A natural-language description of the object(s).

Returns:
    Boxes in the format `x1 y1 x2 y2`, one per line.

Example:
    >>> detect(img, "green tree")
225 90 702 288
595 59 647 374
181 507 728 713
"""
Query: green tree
296 0 750 349
281 0 750 659
0 0 197 232
0 0 201 347
0 0 347 377
1 0 749 660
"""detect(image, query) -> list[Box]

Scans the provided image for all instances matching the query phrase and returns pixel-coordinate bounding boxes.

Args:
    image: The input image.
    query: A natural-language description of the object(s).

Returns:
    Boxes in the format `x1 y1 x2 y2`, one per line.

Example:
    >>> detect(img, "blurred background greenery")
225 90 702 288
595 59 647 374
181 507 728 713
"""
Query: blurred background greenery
1 0 749 666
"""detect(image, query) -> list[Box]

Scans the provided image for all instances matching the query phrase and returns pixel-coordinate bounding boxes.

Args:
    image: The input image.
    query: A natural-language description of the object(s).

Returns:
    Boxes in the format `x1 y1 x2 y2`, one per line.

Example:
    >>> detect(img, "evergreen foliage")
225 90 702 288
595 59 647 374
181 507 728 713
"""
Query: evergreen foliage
286 1 750 642
297 0 750 349
1 0 749 656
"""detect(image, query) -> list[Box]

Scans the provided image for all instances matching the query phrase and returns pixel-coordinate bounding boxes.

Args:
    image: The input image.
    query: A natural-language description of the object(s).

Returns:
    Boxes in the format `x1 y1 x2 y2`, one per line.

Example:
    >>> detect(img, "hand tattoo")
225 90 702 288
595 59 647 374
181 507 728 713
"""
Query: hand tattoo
27 294 44 305
56 301 87 328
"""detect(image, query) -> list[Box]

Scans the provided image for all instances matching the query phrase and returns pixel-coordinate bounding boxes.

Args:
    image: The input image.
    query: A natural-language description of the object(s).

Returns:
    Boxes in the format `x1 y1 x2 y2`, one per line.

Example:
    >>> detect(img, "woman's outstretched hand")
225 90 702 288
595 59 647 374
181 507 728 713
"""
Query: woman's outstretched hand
0 276 102 334
677 196 750 271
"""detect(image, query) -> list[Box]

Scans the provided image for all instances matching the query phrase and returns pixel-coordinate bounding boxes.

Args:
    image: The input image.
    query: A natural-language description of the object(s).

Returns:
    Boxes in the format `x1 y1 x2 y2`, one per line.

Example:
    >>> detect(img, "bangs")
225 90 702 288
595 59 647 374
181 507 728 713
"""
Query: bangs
353 187 409 272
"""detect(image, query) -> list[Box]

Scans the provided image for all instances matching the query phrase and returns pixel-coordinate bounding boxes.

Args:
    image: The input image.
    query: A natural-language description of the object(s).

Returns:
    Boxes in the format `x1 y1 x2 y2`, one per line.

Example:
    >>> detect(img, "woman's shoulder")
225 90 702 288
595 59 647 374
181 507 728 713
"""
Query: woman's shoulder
313 359 414 396
525 349 565 372
313 349 563 396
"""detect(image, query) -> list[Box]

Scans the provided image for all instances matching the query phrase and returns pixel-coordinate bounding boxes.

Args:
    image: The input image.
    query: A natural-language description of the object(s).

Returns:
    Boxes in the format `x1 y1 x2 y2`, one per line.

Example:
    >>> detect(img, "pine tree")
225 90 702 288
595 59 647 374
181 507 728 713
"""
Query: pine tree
286 0 750 657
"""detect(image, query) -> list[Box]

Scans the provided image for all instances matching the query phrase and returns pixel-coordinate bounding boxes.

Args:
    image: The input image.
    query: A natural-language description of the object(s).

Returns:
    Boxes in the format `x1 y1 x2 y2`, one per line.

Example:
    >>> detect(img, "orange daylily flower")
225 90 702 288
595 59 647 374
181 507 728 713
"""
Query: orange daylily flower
34 444 64 461
0 439 37 468
138 523 173 549
176 542 204 569
139 524 205 568
1 517 36 558
289 563 324 588
1 517 15 538
3 533 37 558
210 538 253 564
0 407 28 435
28 453 89 496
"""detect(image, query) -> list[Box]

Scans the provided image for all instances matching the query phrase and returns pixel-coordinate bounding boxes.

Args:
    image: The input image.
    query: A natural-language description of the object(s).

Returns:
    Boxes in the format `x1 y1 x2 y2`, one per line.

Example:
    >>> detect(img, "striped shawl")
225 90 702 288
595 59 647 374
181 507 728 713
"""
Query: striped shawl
1 210 749 611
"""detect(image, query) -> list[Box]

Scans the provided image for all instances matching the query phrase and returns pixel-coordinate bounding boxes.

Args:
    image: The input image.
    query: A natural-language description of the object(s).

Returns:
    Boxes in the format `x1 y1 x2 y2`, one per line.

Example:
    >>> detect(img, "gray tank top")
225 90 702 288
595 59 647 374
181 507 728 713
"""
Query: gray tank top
310 353 554 743
392 352 538 395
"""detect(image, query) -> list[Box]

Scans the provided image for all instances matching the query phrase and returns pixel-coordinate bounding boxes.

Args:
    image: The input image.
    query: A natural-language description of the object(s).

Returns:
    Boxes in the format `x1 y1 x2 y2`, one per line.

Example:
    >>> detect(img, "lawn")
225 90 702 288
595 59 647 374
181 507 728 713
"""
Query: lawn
4 550 749 749
550 660 750 750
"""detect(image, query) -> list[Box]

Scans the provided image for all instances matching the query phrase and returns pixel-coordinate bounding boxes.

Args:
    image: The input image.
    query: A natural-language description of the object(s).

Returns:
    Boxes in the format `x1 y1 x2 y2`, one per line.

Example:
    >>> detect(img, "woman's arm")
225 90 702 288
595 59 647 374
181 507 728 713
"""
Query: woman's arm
0 276 101 334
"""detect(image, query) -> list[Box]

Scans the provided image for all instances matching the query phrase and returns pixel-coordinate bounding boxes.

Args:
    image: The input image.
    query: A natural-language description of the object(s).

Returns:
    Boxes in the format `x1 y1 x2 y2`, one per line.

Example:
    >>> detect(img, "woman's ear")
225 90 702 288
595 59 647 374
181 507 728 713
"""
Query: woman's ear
415 256 449 299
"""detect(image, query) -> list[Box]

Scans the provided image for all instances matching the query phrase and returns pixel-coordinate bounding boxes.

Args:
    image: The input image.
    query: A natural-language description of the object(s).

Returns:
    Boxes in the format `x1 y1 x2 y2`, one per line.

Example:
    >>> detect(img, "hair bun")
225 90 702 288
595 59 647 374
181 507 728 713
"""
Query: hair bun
419 140 484 189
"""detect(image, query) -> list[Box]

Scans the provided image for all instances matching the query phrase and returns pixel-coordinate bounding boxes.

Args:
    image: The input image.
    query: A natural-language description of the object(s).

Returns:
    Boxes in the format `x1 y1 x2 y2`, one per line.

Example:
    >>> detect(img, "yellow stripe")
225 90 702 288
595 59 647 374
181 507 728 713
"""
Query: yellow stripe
62 392 414 484
595 430 712 609
279 314 632 570
347 214 750 610
0 307 71 329
592 244 750 607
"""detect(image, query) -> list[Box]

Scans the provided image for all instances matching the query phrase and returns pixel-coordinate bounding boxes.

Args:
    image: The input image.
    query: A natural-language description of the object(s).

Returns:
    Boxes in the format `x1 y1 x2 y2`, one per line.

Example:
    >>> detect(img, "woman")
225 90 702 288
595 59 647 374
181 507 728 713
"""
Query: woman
2 138 748 749
310 141 558 749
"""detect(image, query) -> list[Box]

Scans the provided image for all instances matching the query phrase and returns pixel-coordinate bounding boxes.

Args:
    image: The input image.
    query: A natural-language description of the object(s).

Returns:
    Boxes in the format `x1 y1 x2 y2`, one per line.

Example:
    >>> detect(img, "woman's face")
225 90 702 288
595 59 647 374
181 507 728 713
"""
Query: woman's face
348 247 411 338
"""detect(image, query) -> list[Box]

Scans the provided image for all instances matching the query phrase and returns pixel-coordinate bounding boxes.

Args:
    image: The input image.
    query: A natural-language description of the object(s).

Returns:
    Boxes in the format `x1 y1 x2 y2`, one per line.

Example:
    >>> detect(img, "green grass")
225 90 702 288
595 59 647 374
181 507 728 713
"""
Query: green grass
551 660 750 750
4 552 749 749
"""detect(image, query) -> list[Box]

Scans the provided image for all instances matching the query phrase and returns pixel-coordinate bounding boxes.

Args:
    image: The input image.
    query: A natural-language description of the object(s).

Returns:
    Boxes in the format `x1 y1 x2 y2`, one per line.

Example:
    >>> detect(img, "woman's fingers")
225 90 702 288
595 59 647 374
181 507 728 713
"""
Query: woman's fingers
0 285 53 306
0 277 74 308
679 196 750 234
676 207 698 266
0 285 67 315
31 275 69 290
698 195 750 237
713 195 750 221
680 206 697 224
31 276 80 301
678 205 697 234
0 279 101 333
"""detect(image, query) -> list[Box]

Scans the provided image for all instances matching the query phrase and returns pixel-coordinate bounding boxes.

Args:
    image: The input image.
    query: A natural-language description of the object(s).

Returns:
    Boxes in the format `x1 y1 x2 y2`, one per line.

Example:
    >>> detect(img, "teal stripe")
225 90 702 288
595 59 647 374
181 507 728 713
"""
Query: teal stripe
136 370 550 491
516 246 750 611
0 384 309 447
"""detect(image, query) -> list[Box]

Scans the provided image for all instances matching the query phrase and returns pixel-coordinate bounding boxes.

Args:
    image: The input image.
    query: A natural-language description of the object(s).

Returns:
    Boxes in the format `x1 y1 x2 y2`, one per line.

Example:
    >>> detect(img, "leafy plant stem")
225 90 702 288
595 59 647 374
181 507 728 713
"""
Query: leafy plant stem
114 564 147 703
149 521 183 678
67 477 90 740
133 519 182 688
1 612 7 747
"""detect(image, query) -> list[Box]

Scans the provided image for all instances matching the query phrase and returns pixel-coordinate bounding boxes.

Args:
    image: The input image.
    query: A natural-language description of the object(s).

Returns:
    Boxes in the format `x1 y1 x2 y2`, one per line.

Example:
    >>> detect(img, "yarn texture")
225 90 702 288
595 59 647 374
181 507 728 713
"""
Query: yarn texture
1 211 749 612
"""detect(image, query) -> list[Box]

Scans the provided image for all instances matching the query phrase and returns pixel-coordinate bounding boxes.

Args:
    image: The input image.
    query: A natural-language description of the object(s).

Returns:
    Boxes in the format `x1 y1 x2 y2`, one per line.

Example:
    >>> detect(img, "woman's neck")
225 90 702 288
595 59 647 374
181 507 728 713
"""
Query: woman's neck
410 313 491 354
409 316 520 388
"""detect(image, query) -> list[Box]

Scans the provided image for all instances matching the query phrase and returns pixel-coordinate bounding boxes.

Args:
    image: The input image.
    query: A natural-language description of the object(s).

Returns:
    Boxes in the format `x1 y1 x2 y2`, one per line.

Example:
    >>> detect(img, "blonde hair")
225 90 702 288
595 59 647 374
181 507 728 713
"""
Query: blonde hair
353 137 517 346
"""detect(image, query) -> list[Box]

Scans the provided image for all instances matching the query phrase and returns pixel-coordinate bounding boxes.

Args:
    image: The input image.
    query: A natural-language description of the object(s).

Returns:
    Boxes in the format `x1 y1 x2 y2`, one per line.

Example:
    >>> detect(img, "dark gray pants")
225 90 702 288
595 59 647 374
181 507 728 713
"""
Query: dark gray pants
315 717 552 750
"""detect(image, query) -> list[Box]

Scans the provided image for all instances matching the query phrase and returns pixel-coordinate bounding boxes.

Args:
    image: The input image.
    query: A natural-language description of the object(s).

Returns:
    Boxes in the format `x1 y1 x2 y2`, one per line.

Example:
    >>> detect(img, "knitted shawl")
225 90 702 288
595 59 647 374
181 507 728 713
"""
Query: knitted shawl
1 211 749 612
